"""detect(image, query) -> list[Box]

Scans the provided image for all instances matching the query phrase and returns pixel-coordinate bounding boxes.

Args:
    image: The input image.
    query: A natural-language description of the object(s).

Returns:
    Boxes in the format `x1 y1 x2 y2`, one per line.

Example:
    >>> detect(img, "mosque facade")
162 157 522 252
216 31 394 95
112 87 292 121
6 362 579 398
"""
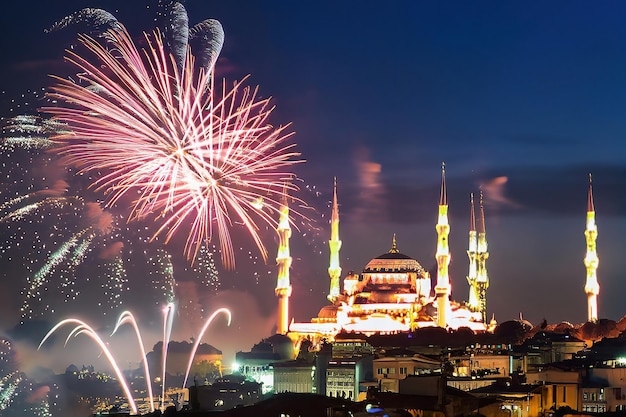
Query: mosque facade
274 169 599 347
281 166 494 347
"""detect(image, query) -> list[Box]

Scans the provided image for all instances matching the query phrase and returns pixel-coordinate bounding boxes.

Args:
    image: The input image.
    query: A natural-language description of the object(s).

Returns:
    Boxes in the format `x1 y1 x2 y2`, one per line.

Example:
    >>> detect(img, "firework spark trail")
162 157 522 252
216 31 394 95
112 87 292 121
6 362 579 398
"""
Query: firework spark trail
0 178 130 318
70 236 93 266
1 115 65 149
111 311 155 412
38 319 138 414
189 19 224 73
0 372 22 410
1 197 63 223
182 307 231 389
0 195 30 212
0 202 40 223
160 303 175 411
44 8 121 35
151 249 176 303
102 257 128 311
44 21 305 268
21 229 91 319
0 195 73 223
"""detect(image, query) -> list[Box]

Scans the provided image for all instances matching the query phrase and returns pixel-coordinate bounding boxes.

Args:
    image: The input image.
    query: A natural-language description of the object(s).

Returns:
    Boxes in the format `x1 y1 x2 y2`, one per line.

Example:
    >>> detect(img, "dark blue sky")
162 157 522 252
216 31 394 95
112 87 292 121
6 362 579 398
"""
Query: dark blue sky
3 1 626 365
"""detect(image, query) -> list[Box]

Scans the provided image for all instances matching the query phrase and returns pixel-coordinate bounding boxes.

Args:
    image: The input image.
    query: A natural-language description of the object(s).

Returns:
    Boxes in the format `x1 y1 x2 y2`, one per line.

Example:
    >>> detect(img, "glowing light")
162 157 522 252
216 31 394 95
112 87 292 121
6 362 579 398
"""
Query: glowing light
111 311 155 412
182 307 231 388
44 22 304 267
584 174 600 321
160 303 175 410
40 306 230 413
38 319 138 414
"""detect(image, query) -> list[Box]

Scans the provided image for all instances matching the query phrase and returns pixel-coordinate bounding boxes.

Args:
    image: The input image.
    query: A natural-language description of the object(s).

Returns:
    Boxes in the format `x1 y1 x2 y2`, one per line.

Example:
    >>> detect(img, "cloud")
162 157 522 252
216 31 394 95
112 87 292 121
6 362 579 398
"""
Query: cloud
98 241 124 260
27 386 50 402
350 145 387 223
37 179 69 197
480 176 521 210
479 164 626 218
85 202 114 234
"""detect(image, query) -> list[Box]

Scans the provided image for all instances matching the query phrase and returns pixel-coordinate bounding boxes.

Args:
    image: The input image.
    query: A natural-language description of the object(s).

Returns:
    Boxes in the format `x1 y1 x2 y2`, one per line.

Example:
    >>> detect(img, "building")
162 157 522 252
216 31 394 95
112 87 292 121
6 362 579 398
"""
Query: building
288 168 492 347
320 336 376 401
235 334 294 394
239 171 610 412
188 374 262 411
147 341 222 378
374 352 441 393
273 360 316 394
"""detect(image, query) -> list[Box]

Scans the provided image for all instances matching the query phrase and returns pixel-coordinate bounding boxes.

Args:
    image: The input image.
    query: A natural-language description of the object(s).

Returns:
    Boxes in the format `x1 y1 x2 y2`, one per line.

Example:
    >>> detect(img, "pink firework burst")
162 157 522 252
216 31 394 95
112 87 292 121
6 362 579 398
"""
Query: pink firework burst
43 25 304 268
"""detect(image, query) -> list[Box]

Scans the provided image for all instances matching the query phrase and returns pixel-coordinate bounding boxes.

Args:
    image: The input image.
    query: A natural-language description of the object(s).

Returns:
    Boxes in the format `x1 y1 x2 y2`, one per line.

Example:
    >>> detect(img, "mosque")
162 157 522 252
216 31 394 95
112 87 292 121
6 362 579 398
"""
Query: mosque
271 167 600 347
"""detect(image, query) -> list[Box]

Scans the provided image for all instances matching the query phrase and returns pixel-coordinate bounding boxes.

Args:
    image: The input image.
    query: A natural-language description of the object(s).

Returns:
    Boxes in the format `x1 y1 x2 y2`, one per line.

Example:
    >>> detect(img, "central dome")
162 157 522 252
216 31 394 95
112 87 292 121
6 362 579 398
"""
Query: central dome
362 235 426 275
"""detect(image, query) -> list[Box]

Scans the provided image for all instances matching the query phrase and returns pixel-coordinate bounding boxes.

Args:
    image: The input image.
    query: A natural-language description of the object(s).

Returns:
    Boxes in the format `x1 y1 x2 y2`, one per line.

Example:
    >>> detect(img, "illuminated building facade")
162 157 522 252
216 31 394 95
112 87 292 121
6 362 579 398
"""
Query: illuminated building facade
435 163 452 328
275 189 293 335
584 174 600 322
287 167 490 346
374 354 441 393
466 193 479 314
273 361 316 394
475 191 489 324
324 337 374 401
327 178 342 302
235 334 294 394
466 191 490 324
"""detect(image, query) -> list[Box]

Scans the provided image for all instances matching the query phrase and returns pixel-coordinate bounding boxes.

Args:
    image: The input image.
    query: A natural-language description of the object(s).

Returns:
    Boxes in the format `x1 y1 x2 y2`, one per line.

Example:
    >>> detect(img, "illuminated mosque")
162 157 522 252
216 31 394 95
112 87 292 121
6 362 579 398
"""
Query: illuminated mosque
271 167 601 347
272 166 492 346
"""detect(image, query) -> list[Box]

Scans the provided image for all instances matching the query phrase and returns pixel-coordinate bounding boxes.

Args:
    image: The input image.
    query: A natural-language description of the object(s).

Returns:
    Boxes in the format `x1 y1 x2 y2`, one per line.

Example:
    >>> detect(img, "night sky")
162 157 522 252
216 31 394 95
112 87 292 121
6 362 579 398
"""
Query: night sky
2 1 626 371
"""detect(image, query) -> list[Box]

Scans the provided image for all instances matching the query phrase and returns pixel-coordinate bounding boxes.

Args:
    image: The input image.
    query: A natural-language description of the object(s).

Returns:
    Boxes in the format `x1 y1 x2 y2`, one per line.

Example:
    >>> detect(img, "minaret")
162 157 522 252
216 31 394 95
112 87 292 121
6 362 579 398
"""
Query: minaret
328 178 342 302
475 190 490 324
467 193 480 312
584 174 599 322
275 188 293 335
435 163 451 328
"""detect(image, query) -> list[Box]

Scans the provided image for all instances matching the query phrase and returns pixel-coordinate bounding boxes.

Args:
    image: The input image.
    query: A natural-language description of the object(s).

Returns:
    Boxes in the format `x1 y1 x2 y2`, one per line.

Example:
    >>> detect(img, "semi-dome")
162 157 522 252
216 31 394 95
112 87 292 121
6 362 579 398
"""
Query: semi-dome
362 235 427 275
317 304 338 319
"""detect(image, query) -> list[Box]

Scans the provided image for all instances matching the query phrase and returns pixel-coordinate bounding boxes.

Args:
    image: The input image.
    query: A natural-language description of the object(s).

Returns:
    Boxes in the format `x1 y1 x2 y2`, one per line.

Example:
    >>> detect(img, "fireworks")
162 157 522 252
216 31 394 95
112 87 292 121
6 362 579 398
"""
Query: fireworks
0 340 22 412
39 306 231 413
182 307 231 389
0 112 224 321
44 17 304 268
111 311 155 412
38 318 138 414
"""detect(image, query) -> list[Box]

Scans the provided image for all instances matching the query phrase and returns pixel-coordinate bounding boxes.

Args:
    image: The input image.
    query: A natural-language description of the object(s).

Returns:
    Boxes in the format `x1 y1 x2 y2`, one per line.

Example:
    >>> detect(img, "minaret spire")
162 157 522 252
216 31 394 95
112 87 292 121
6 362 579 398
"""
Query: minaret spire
475 190 490 323
390 233 399 253
328 177 342 302
435 162 451 328
584 173 600 322
588 173 595 212
275 185 293 334
440 162 447 206
467 193 479 312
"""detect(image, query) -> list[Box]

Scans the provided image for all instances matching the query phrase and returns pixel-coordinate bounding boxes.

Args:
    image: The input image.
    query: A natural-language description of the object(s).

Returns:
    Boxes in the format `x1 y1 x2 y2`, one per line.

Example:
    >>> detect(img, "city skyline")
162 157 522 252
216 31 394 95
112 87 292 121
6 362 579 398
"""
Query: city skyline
2 1 626 372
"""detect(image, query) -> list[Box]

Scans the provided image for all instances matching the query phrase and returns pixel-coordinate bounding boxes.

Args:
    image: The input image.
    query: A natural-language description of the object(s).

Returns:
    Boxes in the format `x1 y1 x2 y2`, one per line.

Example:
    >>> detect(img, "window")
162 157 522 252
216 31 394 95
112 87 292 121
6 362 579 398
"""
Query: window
613 388 621 399
400 367 408 375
